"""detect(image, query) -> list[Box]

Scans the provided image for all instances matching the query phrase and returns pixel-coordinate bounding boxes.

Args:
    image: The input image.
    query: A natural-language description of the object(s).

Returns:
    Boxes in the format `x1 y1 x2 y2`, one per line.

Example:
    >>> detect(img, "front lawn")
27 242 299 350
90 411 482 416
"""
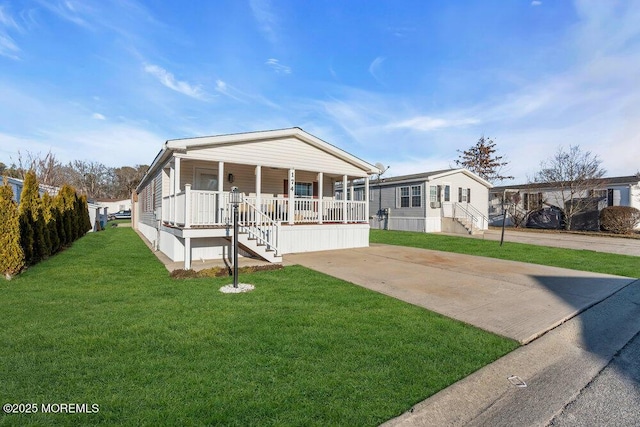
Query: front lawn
0 227 517 426
371 229 640 278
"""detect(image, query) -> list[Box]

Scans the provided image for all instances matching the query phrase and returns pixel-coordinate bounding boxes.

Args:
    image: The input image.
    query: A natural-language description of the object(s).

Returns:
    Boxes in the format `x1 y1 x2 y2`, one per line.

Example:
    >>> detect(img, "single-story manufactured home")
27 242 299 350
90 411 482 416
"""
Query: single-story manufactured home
4 176 59 204
134 127 379 269
344 168 492 234
489 174 640 230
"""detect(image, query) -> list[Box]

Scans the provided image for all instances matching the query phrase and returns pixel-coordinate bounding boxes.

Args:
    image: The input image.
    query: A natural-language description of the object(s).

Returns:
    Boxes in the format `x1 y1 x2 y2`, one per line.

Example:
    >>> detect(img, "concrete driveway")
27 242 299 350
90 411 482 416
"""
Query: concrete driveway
285 244 636 344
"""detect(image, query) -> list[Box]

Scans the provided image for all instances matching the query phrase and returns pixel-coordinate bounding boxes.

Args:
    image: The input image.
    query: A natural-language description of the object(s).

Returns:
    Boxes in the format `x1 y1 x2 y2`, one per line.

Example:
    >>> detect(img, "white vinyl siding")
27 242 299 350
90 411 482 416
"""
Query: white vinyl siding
181 137 368 177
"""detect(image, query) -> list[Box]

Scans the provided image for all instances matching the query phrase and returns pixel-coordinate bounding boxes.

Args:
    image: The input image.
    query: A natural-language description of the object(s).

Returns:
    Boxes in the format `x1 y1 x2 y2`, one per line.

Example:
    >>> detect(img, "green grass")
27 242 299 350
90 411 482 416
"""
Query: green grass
371 229 640 278
0 227 517 426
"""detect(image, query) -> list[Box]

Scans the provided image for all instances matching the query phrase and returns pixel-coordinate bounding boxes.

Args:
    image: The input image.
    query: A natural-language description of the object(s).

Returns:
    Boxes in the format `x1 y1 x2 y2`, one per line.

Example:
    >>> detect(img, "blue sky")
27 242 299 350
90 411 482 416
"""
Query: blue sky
1 0 638 183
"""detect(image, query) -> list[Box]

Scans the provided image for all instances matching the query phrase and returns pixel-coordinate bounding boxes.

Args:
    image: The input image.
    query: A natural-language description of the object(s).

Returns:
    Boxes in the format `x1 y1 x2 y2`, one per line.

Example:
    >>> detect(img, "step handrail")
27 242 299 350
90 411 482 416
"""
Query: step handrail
452 203 486 233
234 200 280 256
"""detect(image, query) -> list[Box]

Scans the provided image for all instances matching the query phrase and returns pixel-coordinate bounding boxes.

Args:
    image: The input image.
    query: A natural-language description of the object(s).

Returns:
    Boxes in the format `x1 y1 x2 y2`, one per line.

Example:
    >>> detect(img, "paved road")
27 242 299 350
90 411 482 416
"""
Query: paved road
456 228 640 257
383 279 640 426
548 330 640 426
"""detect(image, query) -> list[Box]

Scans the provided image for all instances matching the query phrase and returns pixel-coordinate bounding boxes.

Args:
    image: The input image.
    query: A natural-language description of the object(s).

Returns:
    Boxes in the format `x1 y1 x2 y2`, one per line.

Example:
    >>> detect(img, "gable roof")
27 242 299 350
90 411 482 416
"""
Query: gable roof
369 168 493 189
492 174 640 192
138 127 379 191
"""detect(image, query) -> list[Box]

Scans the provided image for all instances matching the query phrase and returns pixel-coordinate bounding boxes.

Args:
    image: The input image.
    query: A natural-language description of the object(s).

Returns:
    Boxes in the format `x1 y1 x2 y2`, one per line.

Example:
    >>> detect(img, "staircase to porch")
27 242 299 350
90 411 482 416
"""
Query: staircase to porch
225 200 282 264
450 203 488 235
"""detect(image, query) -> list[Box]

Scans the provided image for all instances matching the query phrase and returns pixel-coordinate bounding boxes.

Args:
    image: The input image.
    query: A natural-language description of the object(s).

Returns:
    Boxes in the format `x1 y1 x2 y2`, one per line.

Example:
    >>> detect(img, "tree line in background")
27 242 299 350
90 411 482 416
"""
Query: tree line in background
0 150 149 200
0 171 92 279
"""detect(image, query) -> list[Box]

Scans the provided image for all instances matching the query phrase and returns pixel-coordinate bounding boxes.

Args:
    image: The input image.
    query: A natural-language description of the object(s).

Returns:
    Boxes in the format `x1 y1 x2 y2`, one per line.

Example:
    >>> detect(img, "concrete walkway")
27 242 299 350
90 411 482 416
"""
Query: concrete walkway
285 245 635 344
465 228 640 257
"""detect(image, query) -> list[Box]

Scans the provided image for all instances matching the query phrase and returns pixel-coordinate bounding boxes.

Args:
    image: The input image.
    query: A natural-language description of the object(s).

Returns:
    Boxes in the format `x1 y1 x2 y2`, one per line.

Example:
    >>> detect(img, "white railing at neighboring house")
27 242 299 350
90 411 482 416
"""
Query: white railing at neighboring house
450 202 488 233
162 188 368 228
238 200 280 255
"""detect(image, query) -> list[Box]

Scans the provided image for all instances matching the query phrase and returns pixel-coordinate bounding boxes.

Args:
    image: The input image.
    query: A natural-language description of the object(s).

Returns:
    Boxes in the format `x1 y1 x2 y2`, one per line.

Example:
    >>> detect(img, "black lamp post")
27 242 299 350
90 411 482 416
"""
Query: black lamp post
230 187 242 288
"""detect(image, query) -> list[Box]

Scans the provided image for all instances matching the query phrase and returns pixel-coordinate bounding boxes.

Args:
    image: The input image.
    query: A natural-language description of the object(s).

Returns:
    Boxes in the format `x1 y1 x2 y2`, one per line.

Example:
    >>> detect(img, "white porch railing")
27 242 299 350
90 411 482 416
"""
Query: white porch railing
162 189 368 227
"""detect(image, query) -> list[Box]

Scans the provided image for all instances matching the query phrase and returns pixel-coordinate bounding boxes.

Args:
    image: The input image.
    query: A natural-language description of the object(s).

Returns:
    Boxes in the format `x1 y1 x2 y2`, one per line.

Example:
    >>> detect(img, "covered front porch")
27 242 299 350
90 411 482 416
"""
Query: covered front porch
161 157 370 228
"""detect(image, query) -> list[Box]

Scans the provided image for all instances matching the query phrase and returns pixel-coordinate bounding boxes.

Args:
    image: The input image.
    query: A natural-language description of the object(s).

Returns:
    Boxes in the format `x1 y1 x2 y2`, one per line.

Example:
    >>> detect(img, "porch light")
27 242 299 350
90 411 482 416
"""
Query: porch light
230 186 242 204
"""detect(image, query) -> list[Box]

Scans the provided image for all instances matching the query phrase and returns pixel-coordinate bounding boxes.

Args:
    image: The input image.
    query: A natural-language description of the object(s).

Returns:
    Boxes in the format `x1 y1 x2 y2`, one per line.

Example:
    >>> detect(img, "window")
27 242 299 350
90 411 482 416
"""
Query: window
444 185 450 202
195 169 218 191
411 185 421 207
295 182 313 198
458 187 471 203
430 185 440 203
399 186 410 207
523 193 542 210
398 185 421 208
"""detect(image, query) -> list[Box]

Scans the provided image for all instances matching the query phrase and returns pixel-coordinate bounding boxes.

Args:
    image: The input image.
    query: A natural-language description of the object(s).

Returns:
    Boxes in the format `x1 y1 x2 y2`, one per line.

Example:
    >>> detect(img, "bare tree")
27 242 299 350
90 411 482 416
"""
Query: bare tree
112 165 149 198
71 160 112 199
10 150 66 186
455 136 514 183
533 145 606 230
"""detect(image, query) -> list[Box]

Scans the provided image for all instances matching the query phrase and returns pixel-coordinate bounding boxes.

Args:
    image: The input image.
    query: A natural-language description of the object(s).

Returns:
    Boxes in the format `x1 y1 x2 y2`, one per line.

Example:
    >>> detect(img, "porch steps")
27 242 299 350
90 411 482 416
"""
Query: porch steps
456 218 484 236
226 233 282 264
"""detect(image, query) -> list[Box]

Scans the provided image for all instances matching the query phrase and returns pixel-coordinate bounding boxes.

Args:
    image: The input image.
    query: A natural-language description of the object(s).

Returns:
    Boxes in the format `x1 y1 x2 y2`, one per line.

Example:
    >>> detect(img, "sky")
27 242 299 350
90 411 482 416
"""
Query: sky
1 0 639 184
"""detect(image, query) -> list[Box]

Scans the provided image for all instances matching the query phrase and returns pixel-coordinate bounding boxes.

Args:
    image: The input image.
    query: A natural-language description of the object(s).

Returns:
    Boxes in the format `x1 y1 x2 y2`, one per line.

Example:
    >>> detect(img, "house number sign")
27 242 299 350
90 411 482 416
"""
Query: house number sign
289 169 295 192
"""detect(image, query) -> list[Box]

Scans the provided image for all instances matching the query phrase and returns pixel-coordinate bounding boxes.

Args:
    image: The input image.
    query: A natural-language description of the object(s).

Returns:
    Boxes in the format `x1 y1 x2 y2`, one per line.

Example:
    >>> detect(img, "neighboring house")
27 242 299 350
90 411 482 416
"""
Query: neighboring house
4 176 59 204
134 127 379 269
87 202 109 232
4 176 108 233
490 175 640 230
347 168 492 235
96 198 132 216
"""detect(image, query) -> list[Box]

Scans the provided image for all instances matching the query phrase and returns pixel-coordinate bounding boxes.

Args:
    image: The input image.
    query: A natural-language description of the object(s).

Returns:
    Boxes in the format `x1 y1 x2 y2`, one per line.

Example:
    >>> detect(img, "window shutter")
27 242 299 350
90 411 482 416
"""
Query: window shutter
395 187 400 208
458 187 462 203
467 188 471 203
313 182 318 198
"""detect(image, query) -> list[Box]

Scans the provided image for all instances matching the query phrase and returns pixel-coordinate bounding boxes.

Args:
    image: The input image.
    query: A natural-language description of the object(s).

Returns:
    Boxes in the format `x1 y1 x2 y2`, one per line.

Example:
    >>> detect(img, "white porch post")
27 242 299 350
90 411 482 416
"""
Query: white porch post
317 172 323 224
174 157 181 226
288 168 295 225
169 165 175 225
255 165 262 222
184 184 191 228
184 237 191 270
217 162 224 223
364 176 370 222
342 175 348 224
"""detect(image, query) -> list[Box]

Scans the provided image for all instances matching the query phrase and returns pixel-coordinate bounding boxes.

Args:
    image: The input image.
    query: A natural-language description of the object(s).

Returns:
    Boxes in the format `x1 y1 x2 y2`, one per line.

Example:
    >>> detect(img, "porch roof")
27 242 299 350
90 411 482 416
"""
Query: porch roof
137 127 379 192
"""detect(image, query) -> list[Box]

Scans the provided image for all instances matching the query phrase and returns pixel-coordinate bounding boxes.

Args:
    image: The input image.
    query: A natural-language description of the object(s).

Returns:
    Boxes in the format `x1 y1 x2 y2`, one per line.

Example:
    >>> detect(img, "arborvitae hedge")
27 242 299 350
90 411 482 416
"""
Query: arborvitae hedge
0 178 25 279
2 173 91 278
19 171 48 265
42 192 61 254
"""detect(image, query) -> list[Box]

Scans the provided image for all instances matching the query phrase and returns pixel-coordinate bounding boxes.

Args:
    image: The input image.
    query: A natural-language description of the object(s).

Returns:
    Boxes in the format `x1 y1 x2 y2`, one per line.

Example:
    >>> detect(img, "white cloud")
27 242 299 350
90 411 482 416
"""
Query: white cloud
144 64 205 100
35 0 92 28
531 1 542 6
92 113 106 120
369 56 386 84
0 6 21 59
389 116 480 132
266 58 291 74
250 0 278 44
